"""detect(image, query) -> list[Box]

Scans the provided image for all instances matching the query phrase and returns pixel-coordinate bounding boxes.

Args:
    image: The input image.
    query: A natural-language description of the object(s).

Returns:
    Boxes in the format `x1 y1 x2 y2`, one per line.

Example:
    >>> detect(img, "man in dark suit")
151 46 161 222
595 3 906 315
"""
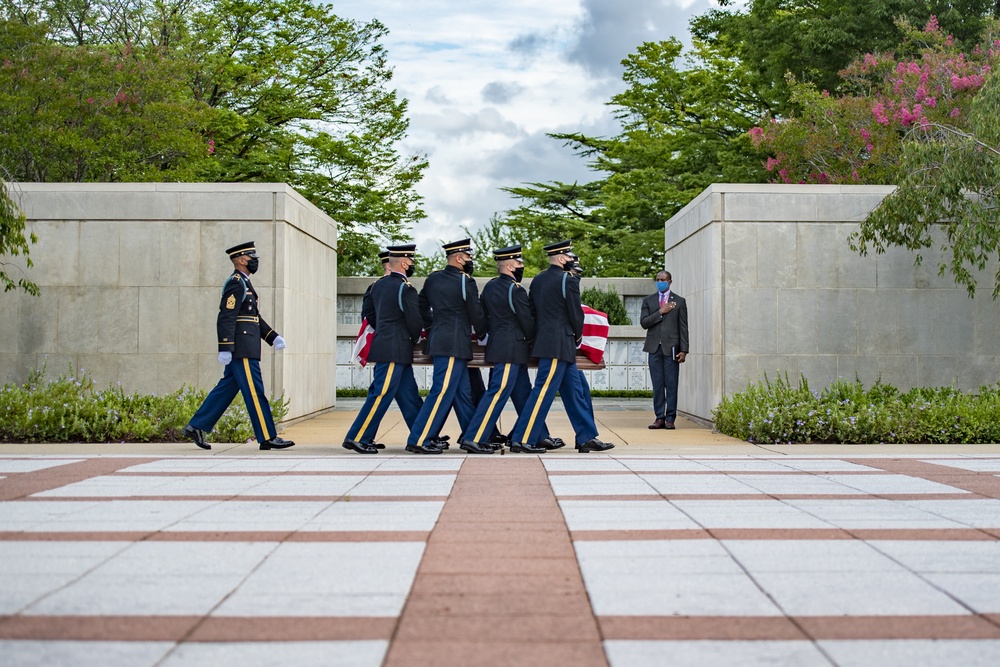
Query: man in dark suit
640 270 689 429
183 241 295 451
508 240 614 453
406 238 488 454
342 244 423 454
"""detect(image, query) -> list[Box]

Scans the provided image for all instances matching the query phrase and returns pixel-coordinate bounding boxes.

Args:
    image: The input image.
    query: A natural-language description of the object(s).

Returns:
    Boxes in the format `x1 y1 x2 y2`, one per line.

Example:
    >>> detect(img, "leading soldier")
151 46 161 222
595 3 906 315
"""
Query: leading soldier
342 244 424 454
183 242 295 451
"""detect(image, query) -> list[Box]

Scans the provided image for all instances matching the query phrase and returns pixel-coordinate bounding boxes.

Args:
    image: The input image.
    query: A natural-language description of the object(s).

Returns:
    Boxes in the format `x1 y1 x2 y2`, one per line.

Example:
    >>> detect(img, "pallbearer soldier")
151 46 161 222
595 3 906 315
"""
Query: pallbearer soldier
184 242 295 451
458 244 560 453
342 244 423 454
360 250 391 326
407 238 488 454
508 240 615 453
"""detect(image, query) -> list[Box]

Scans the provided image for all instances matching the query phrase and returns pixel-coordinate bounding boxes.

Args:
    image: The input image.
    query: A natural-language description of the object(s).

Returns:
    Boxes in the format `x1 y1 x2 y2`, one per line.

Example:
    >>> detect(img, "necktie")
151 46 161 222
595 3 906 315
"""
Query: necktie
659 293 667 307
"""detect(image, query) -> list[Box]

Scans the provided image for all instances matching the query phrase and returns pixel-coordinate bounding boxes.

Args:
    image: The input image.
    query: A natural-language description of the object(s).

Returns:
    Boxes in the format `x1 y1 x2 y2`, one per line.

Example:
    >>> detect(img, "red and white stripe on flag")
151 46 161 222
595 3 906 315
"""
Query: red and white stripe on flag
579 305 609 364
352 318 375 367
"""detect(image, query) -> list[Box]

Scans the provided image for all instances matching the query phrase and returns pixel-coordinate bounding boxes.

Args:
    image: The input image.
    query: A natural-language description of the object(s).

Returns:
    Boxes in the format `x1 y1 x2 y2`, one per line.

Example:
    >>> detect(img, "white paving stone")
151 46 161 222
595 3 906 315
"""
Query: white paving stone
605 640 834 667
820 639 1000 667
918 459 1000 472
346 474 456 496
215 541 425 617
0 640 173 667
723 539 916 573
301 500 445 532
542 459 631 472
160 641 389 667
817 474 968 495
673 499 834 529
903 499 1000 528
750 570 969 616
786 499 968 530
639 474 760 495
871 540 1000 573
0 500 219 532
921 573 1000 613
559 500 701 531
549 474 658 496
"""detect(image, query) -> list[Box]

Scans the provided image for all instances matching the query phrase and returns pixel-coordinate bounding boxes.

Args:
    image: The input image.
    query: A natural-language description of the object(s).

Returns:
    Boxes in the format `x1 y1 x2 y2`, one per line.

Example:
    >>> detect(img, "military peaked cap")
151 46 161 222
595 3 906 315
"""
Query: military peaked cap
493 245 523 261
544 239 572 256
387 243 416 258
442 238 473 255
226 241 257 258
378 250 390 264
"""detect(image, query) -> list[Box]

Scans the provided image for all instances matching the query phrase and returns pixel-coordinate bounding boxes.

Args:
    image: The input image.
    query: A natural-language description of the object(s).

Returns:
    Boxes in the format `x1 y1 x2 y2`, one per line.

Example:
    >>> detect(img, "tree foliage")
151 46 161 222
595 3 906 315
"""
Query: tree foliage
751 17 1000 297
0 0 426 277
0 173 38 295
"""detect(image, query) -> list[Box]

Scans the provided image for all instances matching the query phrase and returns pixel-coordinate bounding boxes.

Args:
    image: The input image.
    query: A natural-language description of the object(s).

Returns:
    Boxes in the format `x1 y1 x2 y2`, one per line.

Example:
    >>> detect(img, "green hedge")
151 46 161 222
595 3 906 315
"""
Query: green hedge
713 373 1000 444
0 366 287 443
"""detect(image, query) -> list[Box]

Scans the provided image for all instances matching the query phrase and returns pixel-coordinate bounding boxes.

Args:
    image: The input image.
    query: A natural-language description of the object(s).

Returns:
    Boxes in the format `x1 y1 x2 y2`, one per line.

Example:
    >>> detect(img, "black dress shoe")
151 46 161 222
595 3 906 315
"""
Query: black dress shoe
343 439 378 454
183 424 211 450
260 437 296 450
430 437 450 450
488 433 509 450
577 438 615 453
539 437 566 450
458 439 494 455
371 442 386 449
405 443 443 454
509 442 546 454
648 418 666 429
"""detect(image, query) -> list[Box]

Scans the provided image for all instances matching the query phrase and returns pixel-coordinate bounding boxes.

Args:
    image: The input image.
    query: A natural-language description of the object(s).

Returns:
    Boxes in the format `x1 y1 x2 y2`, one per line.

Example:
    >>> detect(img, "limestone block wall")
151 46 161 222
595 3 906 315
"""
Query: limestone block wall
666 184 1000 422
0 183 337 421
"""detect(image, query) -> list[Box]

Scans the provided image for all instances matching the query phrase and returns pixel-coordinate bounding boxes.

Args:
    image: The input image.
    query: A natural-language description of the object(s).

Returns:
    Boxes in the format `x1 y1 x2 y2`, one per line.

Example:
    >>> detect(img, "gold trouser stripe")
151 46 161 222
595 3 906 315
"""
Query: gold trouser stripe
417 357 455 447
355 362 395 439
524 359 559 444
243 358 271 441
473 363 511 443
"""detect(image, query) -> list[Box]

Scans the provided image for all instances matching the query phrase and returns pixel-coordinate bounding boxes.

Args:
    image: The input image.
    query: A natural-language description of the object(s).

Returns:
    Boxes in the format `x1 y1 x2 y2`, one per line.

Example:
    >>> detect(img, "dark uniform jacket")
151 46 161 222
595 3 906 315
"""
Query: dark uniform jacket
419 265 487 359
481 274 535 364
639 291 689 355
217 271 278 360
361 279 379 326
368 272 422 364
529 264 584 363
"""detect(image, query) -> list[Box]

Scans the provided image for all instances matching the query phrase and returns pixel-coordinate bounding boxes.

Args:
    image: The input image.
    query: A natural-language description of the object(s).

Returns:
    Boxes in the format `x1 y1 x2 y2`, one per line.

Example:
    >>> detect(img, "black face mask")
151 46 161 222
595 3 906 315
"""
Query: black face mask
246 257 259 274
405 264 415 278
512 267 524 283
563 259 577 273
462 260 474 275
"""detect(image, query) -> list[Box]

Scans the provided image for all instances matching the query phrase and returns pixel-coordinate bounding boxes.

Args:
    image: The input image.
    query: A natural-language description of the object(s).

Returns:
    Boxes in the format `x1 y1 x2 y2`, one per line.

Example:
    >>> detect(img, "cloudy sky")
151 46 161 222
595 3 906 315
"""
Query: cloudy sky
331 0 731 250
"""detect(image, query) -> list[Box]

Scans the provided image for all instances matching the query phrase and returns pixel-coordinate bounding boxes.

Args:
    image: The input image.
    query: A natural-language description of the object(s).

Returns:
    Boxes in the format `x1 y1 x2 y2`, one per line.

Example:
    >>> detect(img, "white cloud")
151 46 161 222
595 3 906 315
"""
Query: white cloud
330 0 730 254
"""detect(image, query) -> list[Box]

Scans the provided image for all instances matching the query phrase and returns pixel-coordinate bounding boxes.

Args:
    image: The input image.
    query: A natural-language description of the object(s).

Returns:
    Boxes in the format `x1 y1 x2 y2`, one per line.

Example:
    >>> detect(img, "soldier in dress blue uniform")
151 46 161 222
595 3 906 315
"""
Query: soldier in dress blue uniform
407 238 488 454
508 240 614 453
183 242 295 451
458 245 564 453
342 244 424 454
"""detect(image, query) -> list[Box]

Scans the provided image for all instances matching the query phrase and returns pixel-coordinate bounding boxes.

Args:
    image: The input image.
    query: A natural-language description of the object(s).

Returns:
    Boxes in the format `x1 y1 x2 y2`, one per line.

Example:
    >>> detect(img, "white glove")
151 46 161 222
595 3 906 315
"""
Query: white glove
274 336 286 350
477 333 489 347
218 351 232 365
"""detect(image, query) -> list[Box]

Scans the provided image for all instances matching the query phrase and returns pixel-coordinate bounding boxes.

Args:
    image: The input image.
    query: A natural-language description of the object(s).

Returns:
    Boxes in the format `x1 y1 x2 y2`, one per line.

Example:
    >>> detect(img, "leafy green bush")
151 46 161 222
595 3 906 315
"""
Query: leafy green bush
581 285 631 325
713 373 1000 444
0 365 287 443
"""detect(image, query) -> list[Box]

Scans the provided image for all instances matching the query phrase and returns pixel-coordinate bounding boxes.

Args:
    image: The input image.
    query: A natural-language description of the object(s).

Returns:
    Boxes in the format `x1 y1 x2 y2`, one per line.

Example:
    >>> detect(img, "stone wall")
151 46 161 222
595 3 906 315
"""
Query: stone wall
667 184 1000 421
1 183 337 421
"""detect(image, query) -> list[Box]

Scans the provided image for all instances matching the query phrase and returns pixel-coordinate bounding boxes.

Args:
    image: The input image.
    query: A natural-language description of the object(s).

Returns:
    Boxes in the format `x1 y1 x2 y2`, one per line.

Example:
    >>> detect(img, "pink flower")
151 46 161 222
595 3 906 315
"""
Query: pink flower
871 101 891 125
852 170 860 181
765 157 781 172
208 140 215 155
86 97 94 104
950 107 961 118
863 54 878 68
925 15 939 33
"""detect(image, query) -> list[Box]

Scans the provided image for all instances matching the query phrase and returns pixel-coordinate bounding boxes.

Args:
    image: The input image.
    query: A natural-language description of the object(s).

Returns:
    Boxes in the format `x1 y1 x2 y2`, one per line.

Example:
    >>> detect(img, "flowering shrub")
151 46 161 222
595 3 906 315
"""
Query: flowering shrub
713 373 1000 444
0 365 288 443
749 17 1000 185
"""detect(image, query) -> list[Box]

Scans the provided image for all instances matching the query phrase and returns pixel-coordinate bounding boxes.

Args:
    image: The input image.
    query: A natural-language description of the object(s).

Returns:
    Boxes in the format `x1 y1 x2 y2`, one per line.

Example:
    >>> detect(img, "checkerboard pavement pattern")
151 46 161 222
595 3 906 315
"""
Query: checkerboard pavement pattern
3 454 1000 666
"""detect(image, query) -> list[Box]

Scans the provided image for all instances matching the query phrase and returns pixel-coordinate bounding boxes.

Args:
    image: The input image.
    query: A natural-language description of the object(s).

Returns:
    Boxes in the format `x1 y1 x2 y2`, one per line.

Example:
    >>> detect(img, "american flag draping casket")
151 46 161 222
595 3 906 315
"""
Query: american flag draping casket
352 307 610 369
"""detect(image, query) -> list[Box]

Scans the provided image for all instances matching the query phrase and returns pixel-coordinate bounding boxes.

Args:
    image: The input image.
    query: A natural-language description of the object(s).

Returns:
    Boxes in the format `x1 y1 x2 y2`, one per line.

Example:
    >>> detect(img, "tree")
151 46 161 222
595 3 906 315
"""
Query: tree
0 0 426 275
503 38 769 277
750 17 1000 297
0 172 38 295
